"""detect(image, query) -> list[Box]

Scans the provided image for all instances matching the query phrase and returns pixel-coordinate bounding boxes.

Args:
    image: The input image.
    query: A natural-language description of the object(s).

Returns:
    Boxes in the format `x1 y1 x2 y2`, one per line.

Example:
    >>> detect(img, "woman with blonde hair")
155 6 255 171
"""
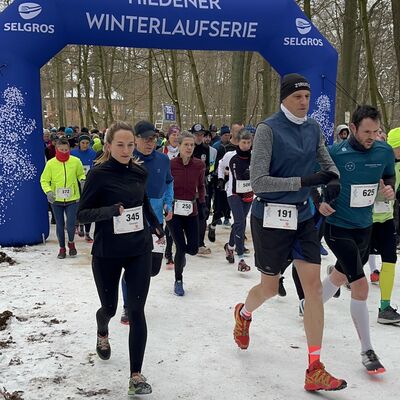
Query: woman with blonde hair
78 121 164 395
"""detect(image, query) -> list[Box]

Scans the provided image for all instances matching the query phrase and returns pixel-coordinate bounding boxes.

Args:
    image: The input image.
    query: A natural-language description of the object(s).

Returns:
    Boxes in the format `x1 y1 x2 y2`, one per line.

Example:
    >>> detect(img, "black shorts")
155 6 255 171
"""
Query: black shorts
324 223 371 283
251 215 321 276
370 219 397 263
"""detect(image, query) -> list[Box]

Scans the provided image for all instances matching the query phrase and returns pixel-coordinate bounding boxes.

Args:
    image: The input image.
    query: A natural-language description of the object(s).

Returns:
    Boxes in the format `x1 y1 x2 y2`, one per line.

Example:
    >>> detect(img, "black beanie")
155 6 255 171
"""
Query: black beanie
280 73 311 102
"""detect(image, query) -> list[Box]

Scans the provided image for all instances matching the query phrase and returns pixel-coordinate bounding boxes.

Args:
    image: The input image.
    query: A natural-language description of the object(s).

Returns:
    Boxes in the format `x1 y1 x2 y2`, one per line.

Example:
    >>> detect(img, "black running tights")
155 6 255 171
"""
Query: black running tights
92 253 152 374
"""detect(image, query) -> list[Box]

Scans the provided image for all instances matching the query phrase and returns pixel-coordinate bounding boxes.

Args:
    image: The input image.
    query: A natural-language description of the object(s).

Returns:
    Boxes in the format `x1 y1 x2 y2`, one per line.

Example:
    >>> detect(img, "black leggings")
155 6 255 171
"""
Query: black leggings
167 215 199 281
92 253 152 374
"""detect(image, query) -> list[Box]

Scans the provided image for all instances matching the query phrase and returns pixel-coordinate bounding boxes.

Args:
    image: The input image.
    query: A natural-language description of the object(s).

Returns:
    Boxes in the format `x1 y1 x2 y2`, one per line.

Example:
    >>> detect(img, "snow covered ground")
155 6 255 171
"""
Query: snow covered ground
1 222 400 400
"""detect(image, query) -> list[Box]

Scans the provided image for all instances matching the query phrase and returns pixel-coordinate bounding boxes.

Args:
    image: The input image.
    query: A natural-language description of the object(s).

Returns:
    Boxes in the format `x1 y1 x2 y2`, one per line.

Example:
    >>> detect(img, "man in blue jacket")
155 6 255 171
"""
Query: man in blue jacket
120 121 173 324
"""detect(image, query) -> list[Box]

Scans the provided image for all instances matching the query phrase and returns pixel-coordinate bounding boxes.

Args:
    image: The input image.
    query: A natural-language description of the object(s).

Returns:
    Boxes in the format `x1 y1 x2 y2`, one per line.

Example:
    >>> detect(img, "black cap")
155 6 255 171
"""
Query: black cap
209 124 217 133
220 125 230 135
191 123 206 134
280 73 311 102
79 134 91 142
134 121 157 138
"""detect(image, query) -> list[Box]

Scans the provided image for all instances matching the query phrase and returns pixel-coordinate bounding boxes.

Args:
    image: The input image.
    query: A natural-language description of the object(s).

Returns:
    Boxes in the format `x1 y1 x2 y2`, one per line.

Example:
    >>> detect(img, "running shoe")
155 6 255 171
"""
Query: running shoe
207 224 216 242
215 219 222 225
96 334 111 360
198 246 211 255
68 242 77 257
166 258 174 270
320 244 329 256
128 373 152 395
370 270 380 284
233 303 251 350
85 233 94 243
120 307 129 325
236 247 250 255
174 280 185 296
304 360 347 391
238 259 251 272
223 218 231 228
299 299 305 317
361 349 385 374
78 226 85 237
224 243 235 264
57 247 66 259
278 277 286 297
377 306 400 325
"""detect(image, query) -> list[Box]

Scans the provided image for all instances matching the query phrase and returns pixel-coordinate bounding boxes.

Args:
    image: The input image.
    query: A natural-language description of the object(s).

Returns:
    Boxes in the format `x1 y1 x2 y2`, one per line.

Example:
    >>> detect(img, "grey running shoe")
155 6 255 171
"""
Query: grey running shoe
120 307 129 325
96 334 111 360
361 349 385 375
198 246 211 255
224 243 235 264
377 306 400 325
128 373 152 395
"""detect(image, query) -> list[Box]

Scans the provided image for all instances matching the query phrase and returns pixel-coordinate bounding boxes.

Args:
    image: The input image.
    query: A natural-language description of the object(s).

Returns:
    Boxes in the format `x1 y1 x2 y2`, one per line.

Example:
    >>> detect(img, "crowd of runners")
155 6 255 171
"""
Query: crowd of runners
39 73 400 395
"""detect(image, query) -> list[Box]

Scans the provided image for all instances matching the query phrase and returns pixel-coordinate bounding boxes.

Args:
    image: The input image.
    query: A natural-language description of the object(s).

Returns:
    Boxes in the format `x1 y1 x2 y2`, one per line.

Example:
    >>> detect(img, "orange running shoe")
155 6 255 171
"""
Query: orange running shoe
304 361 347 391
233 303 251 350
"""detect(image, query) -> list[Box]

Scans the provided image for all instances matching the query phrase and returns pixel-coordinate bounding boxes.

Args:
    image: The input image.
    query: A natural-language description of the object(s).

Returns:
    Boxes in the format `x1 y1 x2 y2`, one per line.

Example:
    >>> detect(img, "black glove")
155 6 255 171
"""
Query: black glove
151 225 165 239
198 203 209 220
217 178 225 191
322 179 341 204
301 171 338 188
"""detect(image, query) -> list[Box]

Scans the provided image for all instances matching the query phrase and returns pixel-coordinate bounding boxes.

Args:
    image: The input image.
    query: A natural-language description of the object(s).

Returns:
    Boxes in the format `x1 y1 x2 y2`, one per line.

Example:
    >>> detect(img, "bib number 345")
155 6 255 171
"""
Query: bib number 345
113 206 144 234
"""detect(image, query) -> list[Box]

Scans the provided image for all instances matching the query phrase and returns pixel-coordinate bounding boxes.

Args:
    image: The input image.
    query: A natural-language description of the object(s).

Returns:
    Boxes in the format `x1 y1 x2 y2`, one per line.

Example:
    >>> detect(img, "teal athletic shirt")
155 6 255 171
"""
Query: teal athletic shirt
327 139 395 229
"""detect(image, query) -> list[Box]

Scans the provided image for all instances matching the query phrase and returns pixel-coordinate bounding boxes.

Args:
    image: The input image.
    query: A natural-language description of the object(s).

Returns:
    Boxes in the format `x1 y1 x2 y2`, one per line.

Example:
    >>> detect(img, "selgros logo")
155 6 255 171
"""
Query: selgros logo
18 3 42 20
283 18 323 47
3 2 55 34
296 18 311 35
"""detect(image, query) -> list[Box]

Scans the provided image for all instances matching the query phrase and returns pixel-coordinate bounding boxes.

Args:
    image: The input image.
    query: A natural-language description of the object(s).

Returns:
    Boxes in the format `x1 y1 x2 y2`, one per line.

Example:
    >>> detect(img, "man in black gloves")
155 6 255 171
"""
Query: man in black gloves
233 73 347 392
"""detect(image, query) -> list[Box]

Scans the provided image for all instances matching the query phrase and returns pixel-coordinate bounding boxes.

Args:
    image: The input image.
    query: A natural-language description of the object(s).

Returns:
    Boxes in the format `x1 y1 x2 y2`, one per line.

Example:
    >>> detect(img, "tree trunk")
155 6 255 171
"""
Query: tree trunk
53 54 66 127
303 0 311 18
392 0 400 107
242 52 254 123
170 50 182 127
148 50 154 123
76 46 85 129
261 59 273 118
231 51 245 124
358 0 389 130
97 47 115 127
187 50 208 128
82 46 96 128
336 0 358 125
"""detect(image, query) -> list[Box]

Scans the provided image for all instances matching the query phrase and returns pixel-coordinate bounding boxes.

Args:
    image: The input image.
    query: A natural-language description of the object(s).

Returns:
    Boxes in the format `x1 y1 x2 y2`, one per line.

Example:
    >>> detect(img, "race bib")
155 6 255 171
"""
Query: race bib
350 184 378 208
236 180 252 194
113 206 144 234
152 234 166 253
56 187 72 199
373 201 391 214
263 203 298 230
174 200 193 216
83 165 91 175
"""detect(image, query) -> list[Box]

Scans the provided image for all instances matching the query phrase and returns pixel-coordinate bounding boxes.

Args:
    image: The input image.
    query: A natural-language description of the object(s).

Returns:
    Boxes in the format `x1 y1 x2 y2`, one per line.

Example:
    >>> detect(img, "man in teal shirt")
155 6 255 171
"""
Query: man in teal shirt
319 105 395 375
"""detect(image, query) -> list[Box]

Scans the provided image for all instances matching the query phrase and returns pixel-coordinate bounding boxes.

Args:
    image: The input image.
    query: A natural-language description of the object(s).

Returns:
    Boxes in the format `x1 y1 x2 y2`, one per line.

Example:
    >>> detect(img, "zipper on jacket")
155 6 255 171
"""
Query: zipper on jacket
63 162 67 204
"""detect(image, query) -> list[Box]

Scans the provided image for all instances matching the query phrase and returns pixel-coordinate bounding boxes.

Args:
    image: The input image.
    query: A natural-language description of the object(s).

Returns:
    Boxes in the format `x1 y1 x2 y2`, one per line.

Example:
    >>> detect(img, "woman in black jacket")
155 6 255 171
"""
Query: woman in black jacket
77 121 164 396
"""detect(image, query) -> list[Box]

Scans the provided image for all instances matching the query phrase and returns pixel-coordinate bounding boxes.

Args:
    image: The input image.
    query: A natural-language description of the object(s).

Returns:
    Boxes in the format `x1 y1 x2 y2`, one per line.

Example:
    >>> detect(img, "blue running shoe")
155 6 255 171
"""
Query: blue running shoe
320 244 328 256
174 280 185 296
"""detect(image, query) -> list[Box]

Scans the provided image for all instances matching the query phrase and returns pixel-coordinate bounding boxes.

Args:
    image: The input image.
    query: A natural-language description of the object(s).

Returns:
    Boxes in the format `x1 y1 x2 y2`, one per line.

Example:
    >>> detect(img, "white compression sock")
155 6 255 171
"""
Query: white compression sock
368 255 377 273
350 298 373 353
322 276 339 303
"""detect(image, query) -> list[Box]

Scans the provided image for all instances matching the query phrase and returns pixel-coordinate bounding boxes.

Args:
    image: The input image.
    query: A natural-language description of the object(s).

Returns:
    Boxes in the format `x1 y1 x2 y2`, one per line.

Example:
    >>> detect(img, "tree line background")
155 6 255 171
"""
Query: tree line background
1 0 399 133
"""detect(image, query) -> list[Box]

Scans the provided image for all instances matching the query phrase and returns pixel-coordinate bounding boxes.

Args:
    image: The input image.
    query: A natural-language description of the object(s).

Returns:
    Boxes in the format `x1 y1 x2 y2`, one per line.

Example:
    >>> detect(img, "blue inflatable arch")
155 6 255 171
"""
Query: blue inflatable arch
0 0 338 246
